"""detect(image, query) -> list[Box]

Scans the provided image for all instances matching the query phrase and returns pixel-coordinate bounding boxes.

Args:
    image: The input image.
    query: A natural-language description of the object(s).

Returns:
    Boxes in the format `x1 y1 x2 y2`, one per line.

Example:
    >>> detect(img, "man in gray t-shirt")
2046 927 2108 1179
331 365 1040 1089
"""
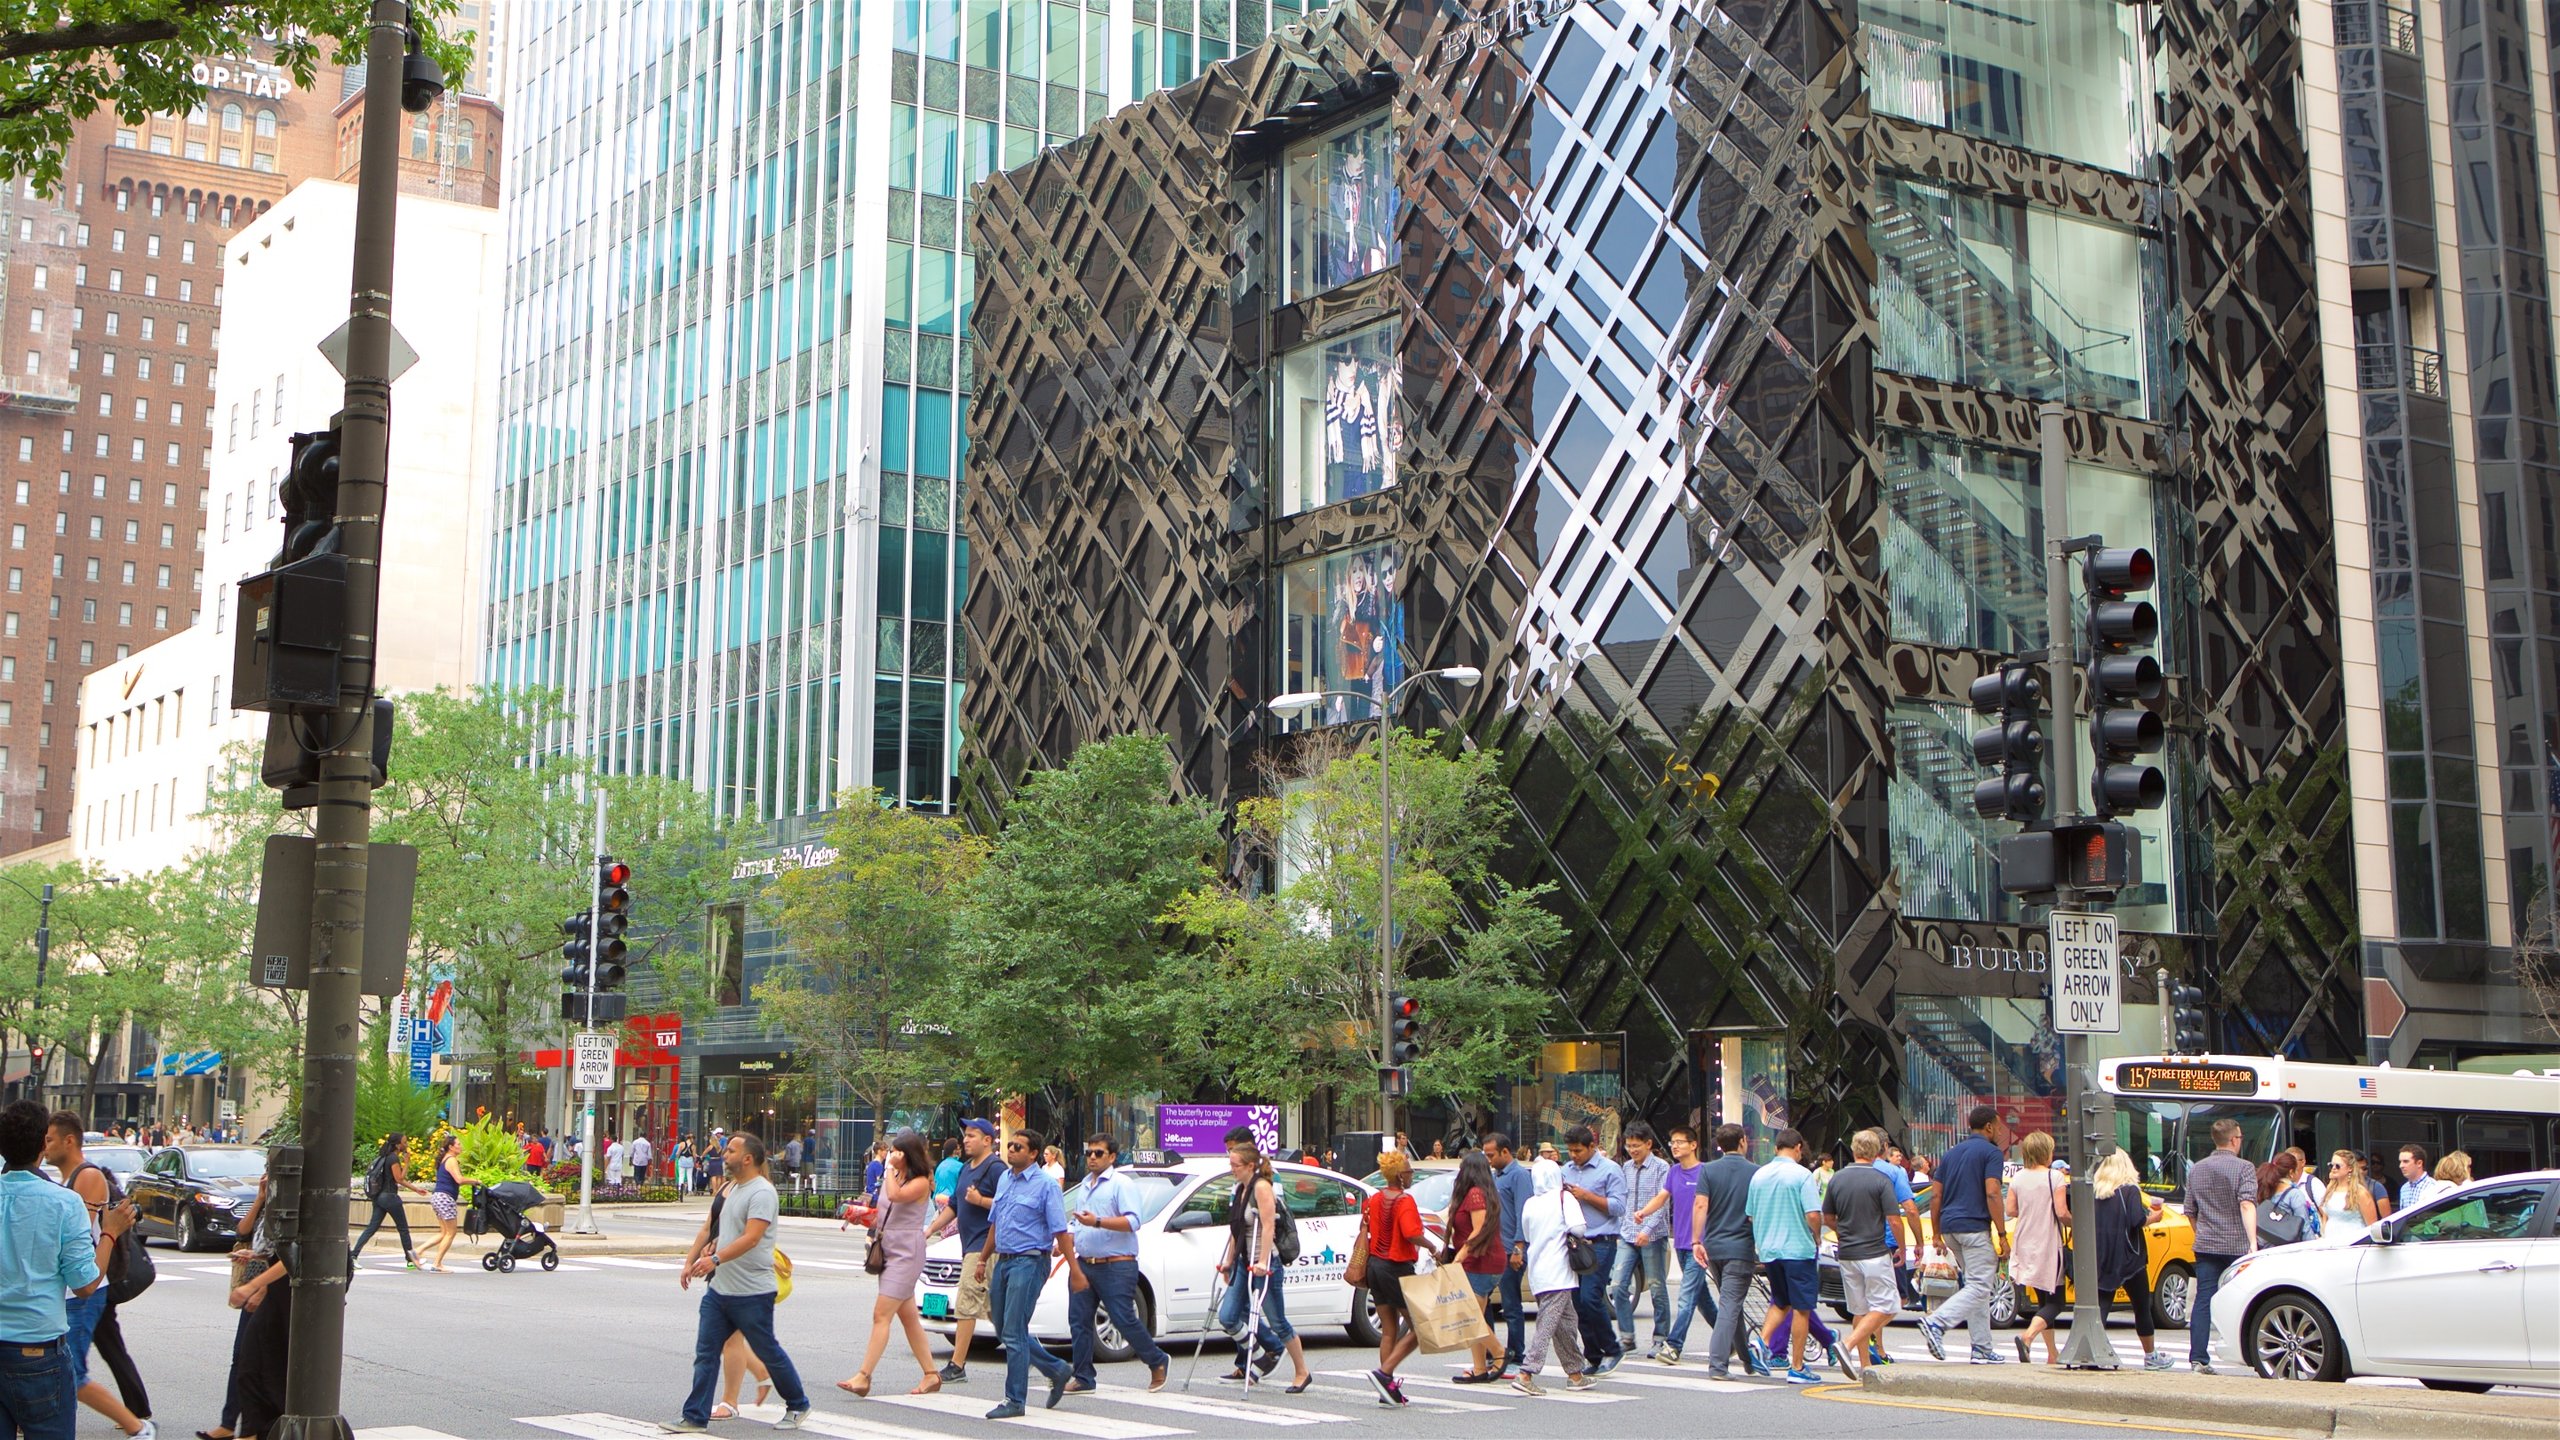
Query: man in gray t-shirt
670 1133 809 1430
1824 1130 1906 1374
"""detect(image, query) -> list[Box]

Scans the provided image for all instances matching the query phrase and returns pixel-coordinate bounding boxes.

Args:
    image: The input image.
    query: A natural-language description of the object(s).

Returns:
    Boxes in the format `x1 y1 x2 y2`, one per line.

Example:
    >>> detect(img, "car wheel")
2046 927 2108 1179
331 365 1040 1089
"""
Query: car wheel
1090 1285 1145 1365
177 1207 202 1253
2246 1292 2347 1382
2418 1379 2493 1394
1988 1273 2019 1328
2152 1262 2194 1330
1346 1287 1381 1347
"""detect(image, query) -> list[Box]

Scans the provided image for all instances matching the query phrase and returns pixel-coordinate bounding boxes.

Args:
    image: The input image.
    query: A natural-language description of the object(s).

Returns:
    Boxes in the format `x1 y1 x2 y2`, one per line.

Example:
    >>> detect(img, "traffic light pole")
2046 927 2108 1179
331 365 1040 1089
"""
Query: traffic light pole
272 5 406 1435
573 787 606 1236
2042 403 2119 1372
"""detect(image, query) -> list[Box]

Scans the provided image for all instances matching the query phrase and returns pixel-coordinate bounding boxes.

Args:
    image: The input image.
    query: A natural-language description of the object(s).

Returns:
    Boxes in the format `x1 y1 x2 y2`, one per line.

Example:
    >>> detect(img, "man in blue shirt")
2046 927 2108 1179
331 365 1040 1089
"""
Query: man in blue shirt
924 1119 1005 1384
1 1100 109 1440
1063 1134 1168 1394
1479 1132 1536 1374
1558 1124 1629 1373
978 1129 1081 1419
1922 1106 2011 1364
1611 1122 1674 1361
1743 1128 1826 1383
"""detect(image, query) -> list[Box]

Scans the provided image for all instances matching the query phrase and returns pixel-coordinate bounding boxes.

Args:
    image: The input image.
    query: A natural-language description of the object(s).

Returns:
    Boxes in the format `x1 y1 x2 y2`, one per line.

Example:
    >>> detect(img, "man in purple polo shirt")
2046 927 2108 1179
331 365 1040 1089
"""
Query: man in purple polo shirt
1652 1125 1718 1364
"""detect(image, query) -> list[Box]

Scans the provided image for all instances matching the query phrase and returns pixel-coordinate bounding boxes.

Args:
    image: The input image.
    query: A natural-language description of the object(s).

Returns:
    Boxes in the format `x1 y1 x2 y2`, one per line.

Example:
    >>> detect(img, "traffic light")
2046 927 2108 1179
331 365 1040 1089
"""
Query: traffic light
2086 547 2166 817
1968 662 2046 822
594 858 631 990
559 911 592 987
279 425 344 564
1387 993 1422 1066
2170 983 2209 1053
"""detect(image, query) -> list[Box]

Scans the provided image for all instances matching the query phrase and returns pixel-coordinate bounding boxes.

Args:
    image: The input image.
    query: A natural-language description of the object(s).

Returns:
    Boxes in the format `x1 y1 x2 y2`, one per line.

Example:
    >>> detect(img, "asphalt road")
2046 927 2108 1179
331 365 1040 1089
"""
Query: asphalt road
94 1205 2250 1440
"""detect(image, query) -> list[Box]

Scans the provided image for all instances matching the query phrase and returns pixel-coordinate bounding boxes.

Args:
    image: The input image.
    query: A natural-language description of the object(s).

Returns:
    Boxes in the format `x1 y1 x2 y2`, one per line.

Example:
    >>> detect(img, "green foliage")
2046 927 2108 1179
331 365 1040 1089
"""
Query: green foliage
454 1112 524 1188
0 0 476 193
935 735 1226 1117
351 1021 447 1173
756 789 986 1123
1167 729 1564 1111
0 860 202 1117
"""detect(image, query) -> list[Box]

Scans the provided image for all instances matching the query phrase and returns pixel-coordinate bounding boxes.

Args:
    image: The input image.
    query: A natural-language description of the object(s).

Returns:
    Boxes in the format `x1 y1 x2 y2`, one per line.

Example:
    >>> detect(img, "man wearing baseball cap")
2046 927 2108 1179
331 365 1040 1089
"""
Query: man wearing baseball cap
925 1119 1005 1383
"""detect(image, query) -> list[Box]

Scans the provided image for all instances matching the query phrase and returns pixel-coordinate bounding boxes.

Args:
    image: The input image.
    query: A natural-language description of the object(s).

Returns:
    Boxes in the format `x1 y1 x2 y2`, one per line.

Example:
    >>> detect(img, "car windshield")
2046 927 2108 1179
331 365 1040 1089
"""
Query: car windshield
2113 1101 2283 1201
86 1147 150 1172
187 1150 267 1180
1114 1170 1184 1225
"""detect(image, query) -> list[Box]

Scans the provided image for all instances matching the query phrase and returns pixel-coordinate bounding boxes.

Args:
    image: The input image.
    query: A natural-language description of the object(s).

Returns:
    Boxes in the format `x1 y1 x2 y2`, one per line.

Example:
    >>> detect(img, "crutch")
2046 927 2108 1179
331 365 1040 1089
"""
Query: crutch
1237 1202 1268 1392
1181 1257 1236 1391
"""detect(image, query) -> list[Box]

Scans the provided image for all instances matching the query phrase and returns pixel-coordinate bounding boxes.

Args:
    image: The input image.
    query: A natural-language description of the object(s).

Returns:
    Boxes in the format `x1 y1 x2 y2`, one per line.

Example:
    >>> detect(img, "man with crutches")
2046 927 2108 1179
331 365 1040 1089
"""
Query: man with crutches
1213 1137 1312 1391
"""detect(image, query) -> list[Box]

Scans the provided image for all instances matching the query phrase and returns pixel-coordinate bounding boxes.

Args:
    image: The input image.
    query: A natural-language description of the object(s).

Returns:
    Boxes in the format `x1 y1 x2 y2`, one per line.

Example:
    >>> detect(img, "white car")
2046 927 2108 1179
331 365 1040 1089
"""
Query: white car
2209 1168 2559 1390
918 1158 1385 1362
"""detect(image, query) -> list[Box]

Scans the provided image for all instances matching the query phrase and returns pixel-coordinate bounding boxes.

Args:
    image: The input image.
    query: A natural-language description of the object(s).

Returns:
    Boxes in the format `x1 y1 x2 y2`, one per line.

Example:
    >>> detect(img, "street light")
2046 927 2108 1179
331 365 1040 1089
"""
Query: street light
1269 665 1481 1140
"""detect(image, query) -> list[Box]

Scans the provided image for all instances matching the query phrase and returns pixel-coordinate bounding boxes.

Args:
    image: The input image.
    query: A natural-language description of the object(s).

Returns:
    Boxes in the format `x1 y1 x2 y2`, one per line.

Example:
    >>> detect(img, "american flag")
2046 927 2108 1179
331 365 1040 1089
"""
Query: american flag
2357 1076 2378 1099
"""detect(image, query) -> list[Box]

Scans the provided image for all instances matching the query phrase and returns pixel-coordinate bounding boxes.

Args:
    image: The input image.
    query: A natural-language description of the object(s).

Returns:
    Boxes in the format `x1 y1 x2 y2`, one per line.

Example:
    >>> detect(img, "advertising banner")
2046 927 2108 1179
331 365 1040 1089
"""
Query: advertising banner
1157 1102 1280 1155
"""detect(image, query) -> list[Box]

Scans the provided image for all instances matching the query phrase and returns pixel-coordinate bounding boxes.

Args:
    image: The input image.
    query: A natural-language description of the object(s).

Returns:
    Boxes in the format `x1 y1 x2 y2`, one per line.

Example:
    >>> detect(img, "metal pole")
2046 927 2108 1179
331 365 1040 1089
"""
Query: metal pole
272 4 405 1433
2043 403 2117 1371
30 884 49 1106
575 787 606 1235
1378 700 1395 1142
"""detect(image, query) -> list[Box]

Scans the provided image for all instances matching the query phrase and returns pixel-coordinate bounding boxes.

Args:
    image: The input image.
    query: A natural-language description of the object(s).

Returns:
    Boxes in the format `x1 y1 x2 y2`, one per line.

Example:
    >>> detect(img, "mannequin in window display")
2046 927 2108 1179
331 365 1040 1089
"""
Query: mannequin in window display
1324 351 1385 498
1321 142 1396 288
1329 557 1384 725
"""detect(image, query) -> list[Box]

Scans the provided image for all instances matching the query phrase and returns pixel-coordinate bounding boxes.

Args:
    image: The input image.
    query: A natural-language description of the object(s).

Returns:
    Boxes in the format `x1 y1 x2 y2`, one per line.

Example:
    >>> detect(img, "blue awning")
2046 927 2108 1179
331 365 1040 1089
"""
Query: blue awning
140 1050 224 1079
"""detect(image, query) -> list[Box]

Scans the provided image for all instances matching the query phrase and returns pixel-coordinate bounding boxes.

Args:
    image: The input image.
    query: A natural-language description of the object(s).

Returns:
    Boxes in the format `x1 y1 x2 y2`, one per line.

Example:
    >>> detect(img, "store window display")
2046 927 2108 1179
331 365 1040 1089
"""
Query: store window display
1280 319 1400 513
1284 113 1399 300
1279 544 1406 729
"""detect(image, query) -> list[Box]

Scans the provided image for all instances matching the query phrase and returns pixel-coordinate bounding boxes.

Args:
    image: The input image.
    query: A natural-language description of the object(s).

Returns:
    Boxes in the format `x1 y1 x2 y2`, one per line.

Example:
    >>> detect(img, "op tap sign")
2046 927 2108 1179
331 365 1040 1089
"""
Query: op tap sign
2050 909 2122 1034
571 1031 616 1092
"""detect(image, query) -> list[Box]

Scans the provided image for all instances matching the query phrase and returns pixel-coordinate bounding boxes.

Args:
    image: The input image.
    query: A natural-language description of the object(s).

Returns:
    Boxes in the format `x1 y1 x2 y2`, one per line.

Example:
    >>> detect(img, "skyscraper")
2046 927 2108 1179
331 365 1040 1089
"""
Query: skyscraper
486 0 1321 824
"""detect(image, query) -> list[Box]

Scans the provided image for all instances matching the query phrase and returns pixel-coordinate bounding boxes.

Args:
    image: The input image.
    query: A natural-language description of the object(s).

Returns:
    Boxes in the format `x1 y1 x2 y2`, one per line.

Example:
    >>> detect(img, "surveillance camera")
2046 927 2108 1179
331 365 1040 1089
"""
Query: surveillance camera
400 49 446 112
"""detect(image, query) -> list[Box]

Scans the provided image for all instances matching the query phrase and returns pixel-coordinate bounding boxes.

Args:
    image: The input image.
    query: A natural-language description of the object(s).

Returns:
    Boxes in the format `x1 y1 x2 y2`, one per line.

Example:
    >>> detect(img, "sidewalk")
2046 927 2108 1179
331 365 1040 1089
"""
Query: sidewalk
1859 1361 2558 1438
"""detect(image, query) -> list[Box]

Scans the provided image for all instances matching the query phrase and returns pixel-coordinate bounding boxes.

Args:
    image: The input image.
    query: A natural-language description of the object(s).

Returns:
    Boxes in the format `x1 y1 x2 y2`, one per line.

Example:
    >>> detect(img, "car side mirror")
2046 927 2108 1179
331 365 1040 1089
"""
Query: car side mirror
1167 1209 1215 1232
2367 1218 2395 1246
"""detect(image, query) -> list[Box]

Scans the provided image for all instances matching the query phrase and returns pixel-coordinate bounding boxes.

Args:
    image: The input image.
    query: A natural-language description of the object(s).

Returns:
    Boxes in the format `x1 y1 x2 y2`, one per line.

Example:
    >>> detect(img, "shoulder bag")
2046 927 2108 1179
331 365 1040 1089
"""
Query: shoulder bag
79 1165 156 1305
1343 1189 1372 1287
1562 1187 1598 1275
864 1196 891 1275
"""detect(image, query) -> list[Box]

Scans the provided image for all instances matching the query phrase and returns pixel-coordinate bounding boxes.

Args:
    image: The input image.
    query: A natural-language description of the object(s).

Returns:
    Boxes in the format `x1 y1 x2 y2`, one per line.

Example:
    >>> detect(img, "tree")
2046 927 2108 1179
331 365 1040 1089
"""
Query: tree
0 861 170 1116
937 734 1226 1130
754 790 986 1134
0 0 473 192
1168 729 1565 1116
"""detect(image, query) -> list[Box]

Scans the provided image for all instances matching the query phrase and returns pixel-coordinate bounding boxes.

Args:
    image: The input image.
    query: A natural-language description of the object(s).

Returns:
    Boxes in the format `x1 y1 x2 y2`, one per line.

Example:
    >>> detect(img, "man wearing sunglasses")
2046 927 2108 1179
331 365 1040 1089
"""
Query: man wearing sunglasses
1064 1135 1170 1395
979 1130 1083 1419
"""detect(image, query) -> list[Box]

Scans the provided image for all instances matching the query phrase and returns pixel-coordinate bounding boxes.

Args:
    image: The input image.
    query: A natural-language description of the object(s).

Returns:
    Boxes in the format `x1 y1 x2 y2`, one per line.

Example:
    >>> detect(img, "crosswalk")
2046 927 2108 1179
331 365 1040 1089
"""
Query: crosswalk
353 1358 1837 1440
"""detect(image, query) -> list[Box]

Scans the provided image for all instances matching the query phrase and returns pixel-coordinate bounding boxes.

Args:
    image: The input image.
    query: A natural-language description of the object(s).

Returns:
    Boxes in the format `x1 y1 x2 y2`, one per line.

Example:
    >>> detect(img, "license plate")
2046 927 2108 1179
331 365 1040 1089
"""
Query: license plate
922 1293 949 1318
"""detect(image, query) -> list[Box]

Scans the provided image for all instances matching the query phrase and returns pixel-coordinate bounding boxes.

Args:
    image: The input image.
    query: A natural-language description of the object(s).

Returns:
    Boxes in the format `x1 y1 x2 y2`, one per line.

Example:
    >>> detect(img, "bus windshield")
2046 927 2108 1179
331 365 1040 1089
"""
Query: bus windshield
2114 1099 2284 1200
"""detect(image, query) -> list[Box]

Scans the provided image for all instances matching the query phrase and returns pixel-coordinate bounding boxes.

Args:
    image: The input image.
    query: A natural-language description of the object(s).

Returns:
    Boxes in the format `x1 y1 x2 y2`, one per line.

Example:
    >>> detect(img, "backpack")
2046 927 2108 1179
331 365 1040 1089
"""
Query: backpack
71 1164 157 1305
366 1149 398 1201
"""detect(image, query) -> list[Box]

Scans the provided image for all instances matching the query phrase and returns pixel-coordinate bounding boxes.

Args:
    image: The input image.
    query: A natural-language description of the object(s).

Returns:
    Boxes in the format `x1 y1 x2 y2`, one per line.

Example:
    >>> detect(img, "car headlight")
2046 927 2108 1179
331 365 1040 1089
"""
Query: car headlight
2223 1253 2260 1282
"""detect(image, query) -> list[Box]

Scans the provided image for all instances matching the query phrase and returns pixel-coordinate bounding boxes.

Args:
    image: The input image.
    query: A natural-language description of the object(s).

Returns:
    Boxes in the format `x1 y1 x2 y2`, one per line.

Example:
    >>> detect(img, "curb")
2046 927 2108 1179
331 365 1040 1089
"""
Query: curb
1858 1367 2557 1438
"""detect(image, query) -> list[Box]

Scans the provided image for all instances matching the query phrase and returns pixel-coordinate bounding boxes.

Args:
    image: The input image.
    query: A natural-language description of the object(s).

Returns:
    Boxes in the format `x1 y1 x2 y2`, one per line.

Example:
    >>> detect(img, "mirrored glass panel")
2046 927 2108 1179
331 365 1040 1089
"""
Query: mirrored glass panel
1278 319 1400 513
1874 178 2163 418
1284 113 1398 300
1865 0 2158 174
1279 544 1406 729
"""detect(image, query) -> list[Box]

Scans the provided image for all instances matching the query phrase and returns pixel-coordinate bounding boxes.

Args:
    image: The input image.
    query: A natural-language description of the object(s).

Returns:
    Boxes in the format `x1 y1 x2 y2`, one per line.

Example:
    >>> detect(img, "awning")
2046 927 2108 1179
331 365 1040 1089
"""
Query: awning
139 1050 225 1079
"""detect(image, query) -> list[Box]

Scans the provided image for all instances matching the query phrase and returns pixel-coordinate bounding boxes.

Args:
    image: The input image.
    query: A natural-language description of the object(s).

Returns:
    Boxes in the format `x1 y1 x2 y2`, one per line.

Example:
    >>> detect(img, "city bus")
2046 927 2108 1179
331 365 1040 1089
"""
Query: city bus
2098 1054 2560 1197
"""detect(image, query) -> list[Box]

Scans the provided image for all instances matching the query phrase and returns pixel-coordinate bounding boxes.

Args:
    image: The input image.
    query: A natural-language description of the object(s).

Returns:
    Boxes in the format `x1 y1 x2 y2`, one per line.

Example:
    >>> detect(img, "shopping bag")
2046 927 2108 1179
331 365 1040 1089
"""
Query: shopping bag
1398 1262 1493 1354
953 1249 993 1319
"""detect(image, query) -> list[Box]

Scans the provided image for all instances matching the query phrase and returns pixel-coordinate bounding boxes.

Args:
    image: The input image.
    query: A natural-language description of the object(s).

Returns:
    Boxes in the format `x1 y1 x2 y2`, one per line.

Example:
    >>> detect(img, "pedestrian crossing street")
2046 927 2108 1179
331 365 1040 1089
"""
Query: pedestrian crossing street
340 1358 1854 1440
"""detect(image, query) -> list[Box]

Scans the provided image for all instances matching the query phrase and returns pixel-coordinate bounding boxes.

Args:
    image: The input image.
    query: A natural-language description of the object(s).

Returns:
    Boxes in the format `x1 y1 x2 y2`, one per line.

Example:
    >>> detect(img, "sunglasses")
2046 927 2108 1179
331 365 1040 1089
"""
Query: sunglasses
1084 1149 1110 1158
1005 1141 1028 1151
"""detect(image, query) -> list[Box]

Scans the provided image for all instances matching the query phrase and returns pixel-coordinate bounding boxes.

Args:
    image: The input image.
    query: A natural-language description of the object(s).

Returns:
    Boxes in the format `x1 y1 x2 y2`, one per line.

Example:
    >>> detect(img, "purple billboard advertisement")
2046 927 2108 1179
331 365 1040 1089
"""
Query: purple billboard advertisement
1158 1103 1281 1155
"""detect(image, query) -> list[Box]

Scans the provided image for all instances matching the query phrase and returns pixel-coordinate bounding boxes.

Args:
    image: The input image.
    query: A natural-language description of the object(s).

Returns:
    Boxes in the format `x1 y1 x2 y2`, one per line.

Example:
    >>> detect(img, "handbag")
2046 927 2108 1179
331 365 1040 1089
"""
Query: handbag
1343 1197 1372 1287
863 1198 890 1275
775 1249 795 1301
1561 1190 1598 1275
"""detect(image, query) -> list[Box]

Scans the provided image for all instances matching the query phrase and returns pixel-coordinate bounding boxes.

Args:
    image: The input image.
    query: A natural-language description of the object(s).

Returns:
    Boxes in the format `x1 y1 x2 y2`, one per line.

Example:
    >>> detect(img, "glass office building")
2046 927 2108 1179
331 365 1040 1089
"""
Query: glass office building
964 0 2555 1142
487 0 1326 1157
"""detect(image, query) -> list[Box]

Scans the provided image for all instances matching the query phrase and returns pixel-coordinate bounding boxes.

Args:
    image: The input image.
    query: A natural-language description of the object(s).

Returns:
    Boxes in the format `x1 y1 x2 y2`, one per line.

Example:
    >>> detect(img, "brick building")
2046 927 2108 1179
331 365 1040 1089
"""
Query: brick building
0 38 504 856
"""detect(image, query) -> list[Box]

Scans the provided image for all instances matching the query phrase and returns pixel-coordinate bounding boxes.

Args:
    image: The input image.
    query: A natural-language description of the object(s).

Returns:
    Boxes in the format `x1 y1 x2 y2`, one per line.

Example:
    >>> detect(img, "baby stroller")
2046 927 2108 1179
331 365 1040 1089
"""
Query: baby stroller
468 1179 561 1272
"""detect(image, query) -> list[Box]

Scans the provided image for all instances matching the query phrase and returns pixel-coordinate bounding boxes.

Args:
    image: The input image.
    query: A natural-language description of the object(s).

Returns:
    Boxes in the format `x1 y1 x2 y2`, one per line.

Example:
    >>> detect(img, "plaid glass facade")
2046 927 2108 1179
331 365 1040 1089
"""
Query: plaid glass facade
966 0 2387 1138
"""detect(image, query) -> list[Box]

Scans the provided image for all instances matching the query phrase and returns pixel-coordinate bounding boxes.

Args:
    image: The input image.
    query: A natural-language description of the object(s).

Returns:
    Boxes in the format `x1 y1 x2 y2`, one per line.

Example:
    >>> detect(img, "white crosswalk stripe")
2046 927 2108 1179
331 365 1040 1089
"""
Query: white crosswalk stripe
1320 1368 1629 1405
1075 1384 1344 1425
519 1414 673 1440
1575 1366 1767 1395
872 1390 1187 1437
575 1255 682 1269
354 1428 473 1440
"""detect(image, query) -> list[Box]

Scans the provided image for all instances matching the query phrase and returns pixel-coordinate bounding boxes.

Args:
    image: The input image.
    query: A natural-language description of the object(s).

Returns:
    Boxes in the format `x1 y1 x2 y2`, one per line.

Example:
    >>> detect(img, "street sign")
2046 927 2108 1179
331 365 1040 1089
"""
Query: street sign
390 992 413 1055
408 1037 432 1088
317 316 419 384
571 1030 615 1092
2050 909 2122 1034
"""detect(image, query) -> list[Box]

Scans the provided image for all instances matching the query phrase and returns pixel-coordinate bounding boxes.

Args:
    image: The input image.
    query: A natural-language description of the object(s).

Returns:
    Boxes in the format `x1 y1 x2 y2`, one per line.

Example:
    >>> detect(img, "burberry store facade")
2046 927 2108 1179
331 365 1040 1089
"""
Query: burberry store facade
963 0 2373 1146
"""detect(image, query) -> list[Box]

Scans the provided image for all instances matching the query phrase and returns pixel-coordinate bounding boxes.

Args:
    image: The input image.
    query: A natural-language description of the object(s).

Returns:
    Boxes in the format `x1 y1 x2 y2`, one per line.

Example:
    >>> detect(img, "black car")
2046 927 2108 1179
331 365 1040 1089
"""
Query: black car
129 1145 266 1250
84 1145 159 1193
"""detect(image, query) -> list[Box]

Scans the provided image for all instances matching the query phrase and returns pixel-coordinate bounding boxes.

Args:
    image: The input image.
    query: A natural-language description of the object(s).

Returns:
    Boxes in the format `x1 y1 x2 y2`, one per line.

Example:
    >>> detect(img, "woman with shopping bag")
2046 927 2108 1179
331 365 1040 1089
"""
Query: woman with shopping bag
1361 1149 1426 1405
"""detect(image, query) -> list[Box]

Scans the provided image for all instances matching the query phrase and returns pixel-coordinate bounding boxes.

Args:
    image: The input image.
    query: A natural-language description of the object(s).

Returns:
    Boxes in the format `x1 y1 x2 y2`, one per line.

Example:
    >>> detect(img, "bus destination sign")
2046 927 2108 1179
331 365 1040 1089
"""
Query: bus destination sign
2114 1061 2260 1097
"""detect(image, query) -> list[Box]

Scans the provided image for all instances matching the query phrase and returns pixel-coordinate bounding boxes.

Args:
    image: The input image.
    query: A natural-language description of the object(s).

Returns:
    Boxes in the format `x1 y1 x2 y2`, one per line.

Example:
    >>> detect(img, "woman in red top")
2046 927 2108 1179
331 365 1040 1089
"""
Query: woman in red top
1445 1151 1508 1383
1363 1149 1426 1405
